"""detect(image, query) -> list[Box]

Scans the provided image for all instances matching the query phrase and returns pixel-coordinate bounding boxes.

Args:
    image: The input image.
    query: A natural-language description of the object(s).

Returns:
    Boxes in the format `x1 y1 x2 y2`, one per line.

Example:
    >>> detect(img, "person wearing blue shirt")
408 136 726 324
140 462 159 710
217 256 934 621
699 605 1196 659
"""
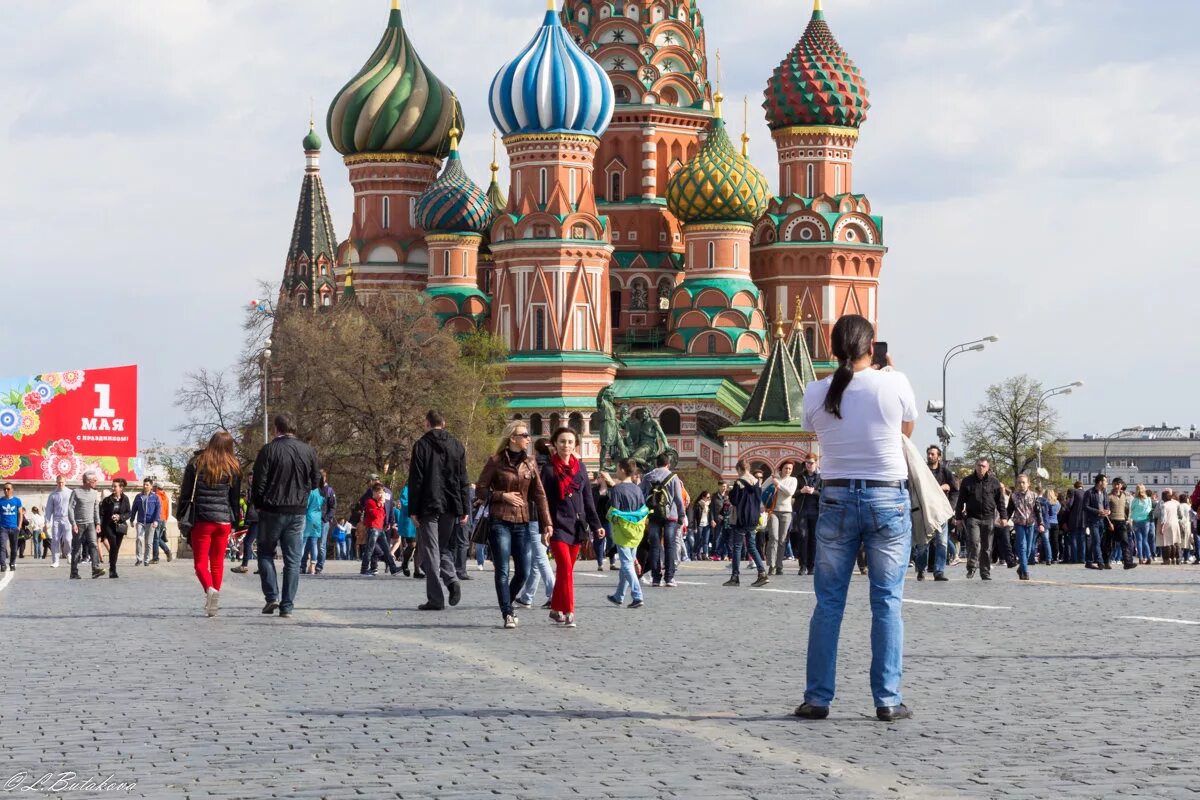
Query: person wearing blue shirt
0 483 25 572
394 485 418 575
129 479 162 567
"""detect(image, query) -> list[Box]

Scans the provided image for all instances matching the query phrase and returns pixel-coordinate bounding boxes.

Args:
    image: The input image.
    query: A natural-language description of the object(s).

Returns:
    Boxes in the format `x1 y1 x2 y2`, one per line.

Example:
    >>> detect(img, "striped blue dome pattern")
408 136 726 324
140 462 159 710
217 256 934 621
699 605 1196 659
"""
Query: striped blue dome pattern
488 9 614 138
414 151 494 235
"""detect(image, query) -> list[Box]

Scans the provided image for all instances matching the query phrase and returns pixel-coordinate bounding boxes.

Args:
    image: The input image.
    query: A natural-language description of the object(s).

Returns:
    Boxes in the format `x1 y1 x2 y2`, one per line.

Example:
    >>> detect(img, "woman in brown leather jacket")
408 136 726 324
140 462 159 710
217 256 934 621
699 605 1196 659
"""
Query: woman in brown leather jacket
476 420 552 629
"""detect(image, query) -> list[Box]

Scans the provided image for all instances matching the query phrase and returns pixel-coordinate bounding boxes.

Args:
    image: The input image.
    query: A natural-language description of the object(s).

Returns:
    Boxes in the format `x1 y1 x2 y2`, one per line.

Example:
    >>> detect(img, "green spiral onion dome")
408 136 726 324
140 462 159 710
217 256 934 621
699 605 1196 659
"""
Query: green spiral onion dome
762 1 870 130
414 135 494 235
302 123 323 151
666 115 770 225
327 2 462 156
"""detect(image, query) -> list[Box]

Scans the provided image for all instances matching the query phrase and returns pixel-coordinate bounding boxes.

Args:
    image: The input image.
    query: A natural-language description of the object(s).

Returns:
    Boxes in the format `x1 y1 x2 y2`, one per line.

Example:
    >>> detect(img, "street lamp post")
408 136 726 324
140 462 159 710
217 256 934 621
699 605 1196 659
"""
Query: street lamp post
1035 380 1084 475
1101 425 1143 477
938 336 999 460
261 338 272 444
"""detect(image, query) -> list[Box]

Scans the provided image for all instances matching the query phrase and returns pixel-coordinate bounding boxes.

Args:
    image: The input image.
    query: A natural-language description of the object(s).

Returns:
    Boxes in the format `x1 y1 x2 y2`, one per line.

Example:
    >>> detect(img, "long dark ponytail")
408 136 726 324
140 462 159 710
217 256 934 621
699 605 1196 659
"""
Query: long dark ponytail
823 314 875 420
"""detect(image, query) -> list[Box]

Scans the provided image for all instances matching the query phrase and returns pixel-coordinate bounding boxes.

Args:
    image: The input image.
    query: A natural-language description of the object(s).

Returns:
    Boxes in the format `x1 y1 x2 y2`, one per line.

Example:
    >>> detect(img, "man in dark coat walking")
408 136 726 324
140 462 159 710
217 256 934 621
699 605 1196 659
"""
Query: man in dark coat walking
407 410 470 611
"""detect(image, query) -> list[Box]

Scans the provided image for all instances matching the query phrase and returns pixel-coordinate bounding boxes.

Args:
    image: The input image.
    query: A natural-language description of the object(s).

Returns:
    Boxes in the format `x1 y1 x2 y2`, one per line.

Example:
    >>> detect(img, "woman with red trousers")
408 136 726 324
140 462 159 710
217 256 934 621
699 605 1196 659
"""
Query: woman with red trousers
178 431 244 617
540 427 604 628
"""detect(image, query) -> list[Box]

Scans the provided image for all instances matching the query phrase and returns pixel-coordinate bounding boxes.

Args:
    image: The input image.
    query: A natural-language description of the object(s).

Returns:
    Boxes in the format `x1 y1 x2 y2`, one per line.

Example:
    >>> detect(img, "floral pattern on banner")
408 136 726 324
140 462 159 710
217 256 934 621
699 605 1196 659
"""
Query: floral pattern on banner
0 371 84 443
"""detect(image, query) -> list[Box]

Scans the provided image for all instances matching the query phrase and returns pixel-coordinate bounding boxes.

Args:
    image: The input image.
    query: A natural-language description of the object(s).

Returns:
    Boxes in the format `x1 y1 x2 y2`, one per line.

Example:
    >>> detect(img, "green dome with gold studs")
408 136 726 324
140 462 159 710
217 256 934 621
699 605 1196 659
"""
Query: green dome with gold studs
666 115 770 225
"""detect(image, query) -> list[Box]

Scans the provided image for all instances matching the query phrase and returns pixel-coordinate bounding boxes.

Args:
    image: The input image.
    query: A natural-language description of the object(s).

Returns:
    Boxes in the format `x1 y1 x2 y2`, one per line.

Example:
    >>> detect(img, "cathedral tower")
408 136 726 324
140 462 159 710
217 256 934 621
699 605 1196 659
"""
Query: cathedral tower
326 0 463 300
281 123 339 309
751 0 884 359
487 1 618 408
561 1 713 347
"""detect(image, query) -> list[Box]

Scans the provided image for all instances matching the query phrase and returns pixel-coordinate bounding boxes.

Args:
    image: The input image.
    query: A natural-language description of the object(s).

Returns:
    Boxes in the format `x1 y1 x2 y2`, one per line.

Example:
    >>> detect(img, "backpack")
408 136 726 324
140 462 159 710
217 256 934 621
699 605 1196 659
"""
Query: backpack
729 478 761 530
647 472 676 523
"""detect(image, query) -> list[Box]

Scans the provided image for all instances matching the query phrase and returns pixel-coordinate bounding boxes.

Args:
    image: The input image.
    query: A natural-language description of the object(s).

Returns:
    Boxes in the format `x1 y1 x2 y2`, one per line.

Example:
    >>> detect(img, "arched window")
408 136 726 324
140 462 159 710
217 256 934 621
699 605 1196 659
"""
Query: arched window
530 413 544 436
656 278 673 310
569 169 577 203
533 307 547 351
442 250 450 277
733 242 740 267
381 196 391 228
804 326 817 358
539 168 548 205
610 278 622 327
610 171 624 202
805 164 815 196
550 413 562 432
629 278 649 310
569 412 584 434
834 165 844 195
707 334 717 354
615 85 631 103
660 408 681 435
707 241 715 269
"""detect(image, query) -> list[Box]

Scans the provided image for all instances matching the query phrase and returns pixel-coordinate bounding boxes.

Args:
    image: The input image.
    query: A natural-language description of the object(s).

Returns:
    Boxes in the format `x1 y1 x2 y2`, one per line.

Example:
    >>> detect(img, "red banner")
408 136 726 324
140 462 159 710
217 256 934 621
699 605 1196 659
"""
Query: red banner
0 365 139 482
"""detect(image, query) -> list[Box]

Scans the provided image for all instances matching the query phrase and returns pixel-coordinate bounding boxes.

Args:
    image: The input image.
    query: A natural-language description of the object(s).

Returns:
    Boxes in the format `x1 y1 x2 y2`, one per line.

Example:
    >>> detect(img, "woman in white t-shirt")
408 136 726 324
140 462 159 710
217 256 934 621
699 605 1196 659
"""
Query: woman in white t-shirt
794 314 917 724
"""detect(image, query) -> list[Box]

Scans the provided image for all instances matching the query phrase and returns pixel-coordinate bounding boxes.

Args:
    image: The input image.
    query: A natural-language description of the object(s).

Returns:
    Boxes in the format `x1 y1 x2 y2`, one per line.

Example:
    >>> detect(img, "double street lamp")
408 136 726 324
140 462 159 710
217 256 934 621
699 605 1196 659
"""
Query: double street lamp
250 299 275 444
929 336 999 460
1101 425 1143 476
1034 381 1084 477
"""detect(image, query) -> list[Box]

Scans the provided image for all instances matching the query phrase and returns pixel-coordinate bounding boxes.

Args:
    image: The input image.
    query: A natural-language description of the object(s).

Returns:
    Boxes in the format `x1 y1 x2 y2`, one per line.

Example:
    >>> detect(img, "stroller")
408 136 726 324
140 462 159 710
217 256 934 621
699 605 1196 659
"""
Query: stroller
226 530 248 562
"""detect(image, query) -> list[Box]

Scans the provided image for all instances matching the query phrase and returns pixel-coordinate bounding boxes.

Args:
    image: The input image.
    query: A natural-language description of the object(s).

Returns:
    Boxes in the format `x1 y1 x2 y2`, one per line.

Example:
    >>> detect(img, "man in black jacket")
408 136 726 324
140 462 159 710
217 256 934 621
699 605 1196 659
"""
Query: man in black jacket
955 457 1012 580
252 414 321 618
790 456 822 576
916 445 959 581
407 410 470 611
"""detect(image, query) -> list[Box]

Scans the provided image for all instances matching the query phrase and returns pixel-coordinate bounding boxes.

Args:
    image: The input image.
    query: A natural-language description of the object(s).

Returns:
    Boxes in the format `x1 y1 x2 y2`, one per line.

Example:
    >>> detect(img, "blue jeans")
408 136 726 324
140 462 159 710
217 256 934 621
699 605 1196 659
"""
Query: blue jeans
1134 520 1154 559
257 512 305 613
489 520 531 618
713 522 729 558
612 544 642 602
647 520 678 583
335 539 349 559
518 521 554 604
302 537 320 565
1015 524 1035 574
805 485 912 709
911 522 949 577
241 523 257 567
695 525 713 559
360 528 397 573
729 527 764 577
316 521 330 571
1069 528 1086 563
1087 519 1106 564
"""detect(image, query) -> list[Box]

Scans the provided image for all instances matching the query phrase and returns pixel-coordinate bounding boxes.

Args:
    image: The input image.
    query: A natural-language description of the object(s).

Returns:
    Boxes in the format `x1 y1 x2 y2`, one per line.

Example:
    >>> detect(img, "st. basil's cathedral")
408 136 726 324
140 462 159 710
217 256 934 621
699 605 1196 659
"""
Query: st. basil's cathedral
281 0 882 478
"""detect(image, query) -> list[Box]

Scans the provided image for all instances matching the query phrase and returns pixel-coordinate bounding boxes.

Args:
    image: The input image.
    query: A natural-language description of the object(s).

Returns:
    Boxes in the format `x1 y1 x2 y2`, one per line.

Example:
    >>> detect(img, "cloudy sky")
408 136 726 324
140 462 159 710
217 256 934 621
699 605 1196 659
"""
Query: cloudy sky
3 0 1197 452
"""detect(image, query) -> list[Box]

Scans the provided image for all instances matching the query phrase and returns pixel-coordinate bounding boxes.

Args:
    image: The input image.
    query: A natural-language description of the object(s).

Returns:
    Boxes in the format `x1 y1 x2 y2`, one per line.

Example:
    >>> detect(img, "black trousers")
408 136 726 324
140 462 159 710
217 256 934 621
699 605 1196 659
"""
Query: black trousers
451 520 469 578
1103 520 1135 567
790 515 818 571
104 530 125 574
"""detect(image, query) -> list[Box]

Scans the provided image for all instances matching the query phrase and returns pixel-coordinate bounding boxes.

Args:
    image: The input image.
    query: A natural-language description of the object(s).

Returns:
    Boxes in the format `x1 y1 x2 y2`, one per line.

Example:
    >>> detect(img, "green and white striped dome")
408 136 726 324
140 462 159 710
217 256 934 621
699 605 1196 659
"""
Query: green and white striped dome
326 2 462 156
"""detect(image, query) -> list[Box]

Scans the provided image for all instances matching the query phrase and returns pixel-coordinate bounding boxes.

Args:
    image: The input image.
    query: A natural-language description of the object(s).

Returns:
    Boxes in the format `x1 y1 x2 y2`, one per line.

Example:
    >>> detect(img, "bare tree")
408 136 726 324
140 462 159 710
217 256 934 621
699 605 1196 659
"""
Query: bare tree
963 375 1063 485
174 368 246 444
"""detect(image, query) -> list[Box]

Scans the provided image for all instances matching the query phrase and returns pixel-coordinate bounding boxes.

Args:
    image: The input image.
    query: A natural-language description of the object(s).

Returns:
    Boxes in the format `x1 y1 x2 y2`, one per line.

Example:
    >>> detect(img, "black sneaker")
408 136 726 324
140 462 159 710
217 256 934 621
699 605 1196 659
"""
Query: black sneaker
70 572 81 580
606 594 622 606
934 574 949 582
966 569 975 579
722 576 740 587
449 582 462 607
541 600 553 609
418 602 444 611
389 567 402 576
91 568 105 579
360 570 373 577
262 601 279 614
628 599 644 609
402 567 411 577
916 571 925 581
0 565 6 573
413 571 425 579
876 704 913 722
1124 562 1138 570
793 703 829 720
751 573 770 587
981 575 992 581
279 609 292 618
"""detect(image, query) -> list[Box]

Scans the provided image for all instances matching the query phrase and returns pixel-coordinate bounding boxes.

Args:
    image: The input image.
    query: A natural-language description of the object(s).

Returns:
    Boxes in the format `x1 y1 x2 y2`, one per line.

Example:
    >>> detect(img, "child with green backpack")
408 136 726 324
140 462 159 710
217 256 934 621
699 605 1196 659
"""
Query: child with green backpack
606 459 649 609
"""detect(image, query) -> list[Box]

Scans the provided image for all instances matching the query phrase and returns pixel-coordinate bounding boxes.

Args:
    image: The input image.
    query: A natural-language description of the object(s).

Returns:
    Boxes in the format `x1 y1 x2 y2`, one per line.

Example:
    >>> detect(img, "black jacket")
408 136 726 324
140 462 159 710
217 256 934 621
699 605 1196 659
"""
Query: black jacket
956 472 1007 522
928 462 959 509
178 462 243 527
407 428 469 518
252 435 321 514
794 469 823 518
540 460 602 545
99 493 131 537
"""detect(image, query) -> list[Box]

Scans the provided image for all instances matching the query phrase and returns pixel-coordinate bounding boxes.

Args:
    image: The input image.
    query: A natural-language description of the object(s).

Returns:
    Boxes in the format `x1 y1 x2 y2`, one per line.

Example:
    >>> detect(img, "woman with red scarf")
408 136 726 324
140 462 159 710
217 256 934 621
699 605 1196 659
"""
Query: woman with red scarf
540 427 604 627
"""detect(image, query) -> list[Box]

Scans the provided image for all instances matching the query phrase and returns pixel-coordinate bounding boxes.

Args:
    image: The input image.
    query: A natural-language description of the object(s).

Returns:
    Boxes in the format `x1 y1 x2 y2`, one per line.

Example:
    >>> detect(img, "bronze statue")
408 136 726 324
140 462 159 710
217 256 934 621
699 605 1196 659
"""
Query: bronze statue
594 386 678 471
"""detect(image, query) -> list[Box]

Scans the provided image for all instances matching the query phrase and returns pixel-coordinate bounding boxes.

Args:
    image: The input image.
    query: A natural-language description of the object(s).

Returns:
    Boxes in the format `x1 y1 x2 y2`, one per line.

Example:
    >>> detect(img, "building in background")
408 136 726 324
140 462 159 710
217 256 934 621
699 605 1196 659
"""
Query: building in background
1059 425 1200 495
278 0 886 478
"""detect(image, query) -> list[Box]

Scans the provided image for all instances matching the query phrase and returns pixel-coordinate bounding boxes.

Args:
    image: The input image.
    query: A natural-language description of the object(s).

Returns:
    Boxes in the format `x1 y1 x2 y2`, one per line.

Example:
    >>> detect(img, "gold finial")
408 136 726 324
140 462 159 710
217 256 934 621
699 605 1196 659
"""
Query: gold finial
490 129 499 175
309 96 314 129
713 49 723 119
774 317 786 340
448 94 461 151
547 0 556 9
741 96 750 156
793 297 803 327
344 266 354 288
814 0 822 11
391 0 400 10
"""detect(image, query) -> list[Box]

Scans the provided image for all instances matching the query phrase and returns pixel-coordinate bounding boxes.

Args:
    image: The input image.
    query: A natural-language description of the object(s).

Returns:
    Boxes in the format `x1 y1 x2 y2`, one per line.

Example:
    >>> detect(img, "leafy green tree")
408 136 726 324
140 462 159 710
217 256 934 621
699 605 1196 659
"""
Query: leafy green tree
962 375 1062 486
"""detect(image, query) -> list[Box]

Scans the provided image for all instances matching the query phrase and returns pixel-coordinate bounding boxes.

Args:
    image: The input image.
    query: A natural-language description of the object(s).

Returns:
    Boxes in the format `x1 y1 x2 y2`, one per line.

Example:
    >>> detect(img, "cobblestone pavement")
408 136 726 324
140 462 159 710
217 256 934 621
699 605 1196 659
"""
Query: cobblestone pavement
2 553 1198 799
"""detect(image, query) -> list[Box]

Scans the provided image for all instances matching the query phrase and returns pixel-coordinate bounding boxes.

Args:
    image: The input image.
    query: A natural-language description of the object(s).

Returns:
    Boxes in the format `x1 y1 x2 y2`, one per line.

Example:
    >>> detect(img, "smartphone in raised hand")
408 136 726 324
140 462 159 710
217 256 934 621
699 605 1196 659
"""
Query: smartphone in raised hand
871 341 889 369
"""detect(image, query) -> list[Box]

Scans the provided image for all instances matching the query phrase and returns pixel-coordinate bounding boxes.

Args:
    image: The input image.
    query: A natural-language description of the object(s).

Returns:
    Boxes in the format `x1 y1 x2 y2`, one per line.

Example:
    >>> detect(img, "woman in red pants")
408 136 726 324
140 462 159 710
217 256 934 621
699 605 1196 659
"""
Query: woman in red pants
177 431 244 617
539 427 604 628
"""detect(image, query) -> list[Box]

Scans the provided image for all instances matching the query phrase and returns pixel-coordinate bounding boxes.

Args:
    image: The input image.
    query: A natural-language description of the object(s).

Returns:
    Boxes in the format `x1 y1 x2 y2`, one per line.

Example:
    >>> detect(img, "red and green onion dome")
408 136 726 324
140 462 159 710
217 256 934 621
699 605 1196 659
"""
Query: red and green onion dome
762 0 869 130
414 132 494 235
666 114 770 225
327 1 462 156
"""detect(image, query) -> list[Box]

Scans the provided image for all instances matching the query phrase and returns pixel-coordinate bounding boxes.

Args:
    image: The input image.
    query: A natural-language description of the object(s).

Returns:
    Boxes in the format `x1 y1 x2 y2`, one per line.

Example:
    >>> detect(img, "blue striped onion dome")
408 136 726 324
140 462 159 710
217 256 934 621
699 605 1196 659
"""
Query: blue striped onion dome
488 4 614 138
414 142 494 234
327 3 461 156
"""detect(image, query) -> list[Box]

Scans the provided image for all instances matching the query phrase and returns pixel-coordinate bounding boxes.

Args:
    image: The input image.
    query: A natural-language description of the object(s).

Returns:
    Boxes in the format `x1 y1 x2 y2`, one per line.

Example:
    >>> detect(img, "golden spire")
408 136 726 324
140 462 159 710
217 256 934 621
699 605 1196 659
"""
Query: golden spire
713 49 724 119
774 304 786 340
793 297 803 329
547 0 556 9
344 266 354 289
814 0 822 11
448 93 460 151
741 96 750 156
490 129 499 177
391 0 400 9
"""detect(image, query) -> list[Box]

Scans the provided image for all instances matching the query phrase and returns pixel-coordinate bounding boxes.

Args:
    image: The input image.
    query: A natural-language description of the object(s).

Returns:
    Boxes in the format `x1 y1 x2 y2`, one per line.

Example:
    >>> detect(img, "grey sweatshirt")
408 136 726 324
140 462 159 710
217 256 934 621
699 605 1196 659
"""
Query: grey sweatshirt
641 467 685 522
68 488 101 527
43 488 72 522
